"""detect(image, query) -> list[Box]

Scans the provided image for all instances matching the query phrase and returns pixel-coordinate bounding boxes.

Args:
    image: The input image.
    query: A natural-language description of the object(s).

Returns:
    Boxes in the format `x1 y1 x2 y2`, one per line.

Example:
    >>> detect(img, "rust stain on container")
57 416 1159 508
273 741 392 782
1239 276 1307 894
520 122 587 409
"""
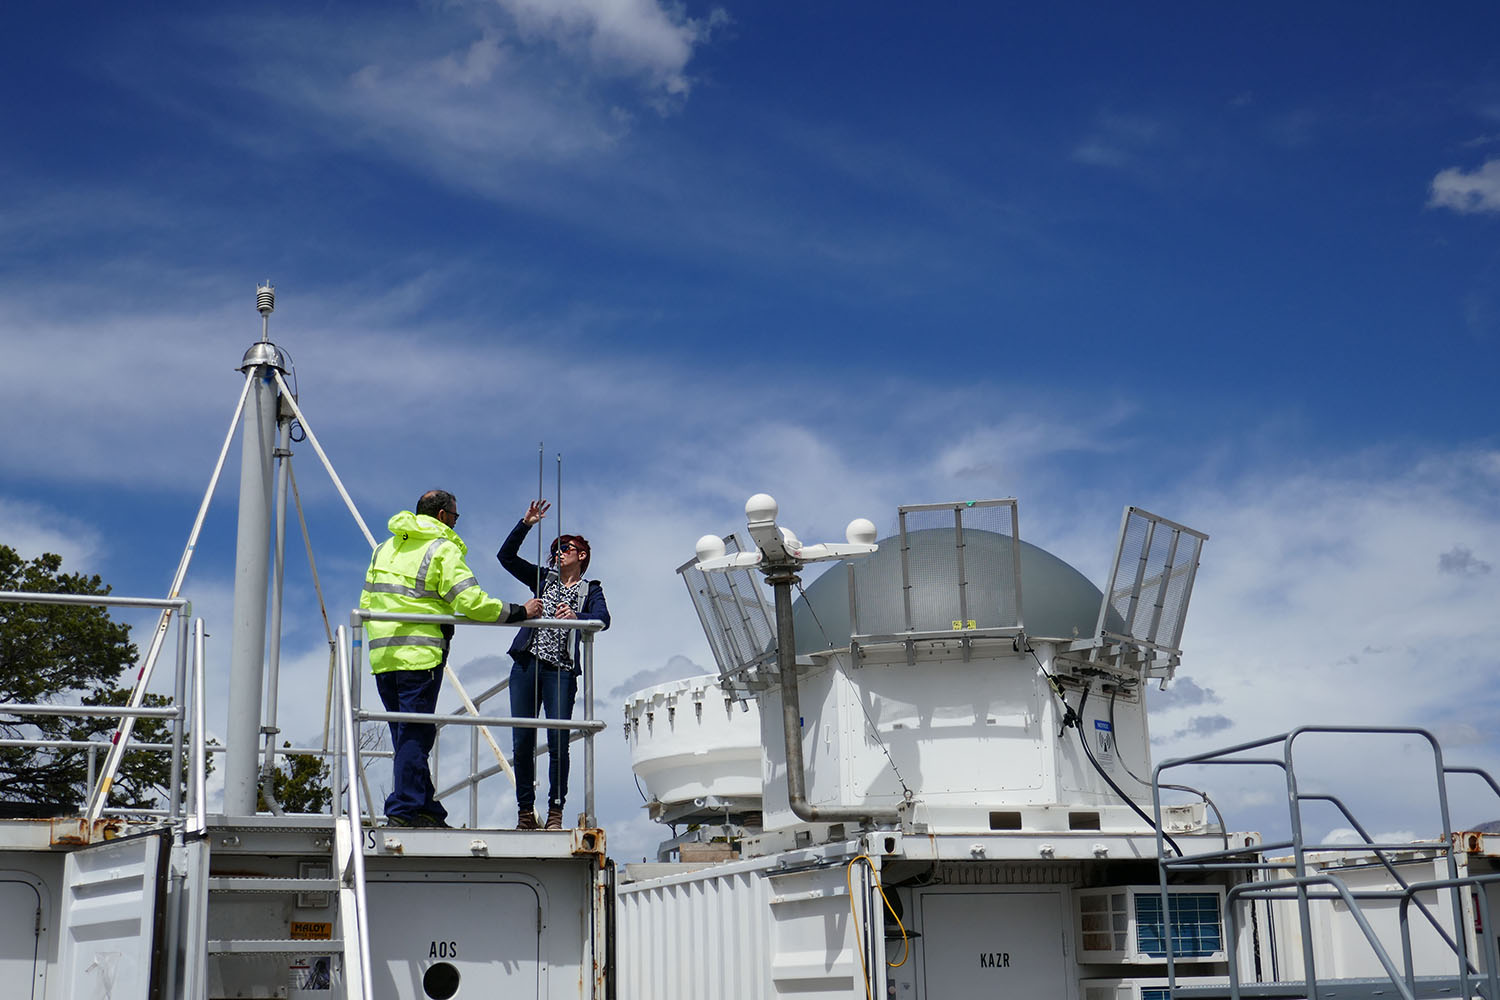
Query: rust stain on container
50 817 124 846
1456 830 1490 855
572 827 606 860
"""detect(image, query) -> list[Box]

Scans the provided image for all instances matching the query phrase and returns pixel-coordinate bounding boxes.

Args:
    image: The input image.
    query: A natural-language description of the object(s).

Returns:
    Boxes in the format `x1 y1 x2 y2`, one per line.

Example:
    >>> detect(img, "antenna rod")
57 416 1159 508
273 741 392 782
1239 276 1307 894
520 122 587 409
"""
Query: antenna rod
556 453 563 556
536 442 544 593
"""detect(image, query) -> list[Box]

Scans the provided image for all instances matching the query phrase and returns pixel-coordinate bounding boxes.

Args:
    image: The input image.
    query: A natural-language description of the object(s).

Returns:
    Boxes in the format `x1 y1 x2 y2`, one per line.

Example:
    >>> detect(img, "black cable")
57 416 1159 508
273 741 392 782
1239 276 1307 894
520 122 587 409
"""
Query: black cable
1028 647 1183 857
1109 686 1231 852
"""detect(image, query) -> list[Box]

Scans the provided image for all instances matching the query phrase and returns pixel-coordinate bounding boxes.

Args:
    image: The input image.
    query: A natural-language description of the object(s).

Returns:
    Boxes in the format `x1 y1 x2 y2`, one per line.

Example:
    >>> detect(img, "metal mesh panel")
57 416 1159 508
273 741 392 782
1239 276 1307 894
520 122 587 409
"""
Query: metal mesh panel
677 534 776 680
1099 507 1206 654
850 500 1022 639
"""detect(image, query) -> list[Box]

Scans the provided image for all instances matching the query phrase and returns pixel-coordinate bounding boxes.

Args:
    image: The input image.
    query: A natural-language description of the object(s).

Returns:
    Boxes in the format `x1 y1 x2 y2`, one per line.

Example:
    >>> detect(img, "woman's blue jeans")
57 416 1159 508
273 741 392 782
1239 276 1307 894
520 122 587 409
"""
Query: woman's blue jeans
509 655 578 812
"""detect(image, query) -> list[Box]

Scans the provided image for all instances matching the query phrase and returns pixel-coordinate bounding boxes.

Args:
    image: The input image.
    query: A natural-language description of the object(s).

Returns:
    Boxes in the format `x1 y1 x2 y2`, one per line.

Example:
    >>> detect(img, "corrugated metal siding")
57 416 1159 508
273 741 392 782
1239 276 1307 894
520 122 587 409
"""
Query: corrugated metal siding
618 865 774 1000
617 853 885 1000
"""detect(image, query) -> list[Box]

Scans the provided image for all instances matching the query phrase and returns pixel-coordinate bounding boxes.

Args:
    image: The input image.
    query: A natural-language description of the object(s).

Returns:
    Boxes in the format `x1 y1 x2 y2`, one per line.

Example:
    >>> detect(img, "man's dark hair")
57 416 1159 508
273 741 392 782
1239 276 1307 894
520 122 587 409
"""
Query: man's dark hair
416 490 457 519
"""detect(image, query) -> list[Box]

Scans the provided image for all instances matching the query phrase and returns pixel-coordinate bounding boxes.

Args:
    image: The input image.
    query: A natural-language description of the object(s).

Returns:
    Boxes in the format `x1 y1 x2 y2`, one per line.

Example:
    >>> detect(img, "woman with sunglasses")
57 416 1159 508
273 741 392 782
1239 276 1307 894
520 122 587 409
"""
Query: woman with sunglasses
497 499 610 829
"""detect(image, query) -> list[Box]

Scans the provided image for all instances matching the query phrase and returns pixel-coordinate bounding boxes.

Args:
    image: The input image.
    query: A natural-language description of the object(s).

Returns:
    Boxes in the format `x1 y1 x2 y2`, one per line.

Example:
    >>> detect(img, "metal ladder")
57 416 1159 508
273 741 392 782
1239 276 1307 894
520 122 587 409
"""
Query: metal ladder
1155 726 1500 1000
175 624 373 999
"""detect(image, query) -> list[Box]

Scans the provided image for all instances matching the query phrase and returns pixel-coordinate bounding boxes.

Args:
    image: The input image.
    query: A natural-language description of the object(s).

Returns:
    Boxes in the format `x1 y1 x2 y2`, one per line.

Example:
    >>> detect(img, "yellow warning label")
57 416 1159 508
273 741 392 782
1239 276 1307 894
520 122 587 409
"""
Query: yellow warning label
290 921 333 940
950 620 978 630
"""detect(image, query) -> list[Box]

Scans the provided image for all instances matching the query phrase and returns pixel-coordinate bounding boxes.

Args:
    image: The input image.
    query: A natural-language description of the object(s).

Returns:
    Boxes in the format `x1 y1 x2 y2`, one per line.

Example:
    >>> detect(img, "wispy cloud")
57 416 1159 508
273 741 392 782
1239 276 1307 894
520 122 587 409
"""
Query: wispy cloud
171 2 723 202
495 0 727 101
1439 544 1493 576
0 499 105 570
1144 447 1500 837
1072 111 1169 169
1429 158 1500 214
610 654 708 701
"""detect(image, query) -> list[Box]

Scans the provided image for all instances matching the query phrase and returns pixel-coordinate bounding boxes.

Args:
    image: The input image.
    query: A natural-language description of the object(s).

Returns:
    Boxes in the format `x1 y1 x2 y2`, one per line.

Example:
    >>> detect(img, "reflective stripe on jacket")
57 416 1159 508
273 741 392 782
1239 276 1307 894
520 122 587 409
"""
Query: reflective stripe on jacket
360 511 508 674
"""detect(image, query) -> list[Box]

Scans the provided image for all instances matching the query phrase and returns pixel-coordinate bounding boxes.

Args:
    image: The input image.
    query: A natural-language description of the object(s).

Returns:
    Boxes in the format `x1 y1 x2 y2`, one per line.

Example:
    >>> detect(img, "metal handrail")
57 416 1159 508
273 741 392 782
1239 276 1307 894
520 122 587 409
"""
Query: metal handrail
1224 874 1418 1000
191 619 208 834
334 625 374 1000
1398 873 1500 1000
1 704 180 719
0 590 197 827
360 709 605 731
357 610 605 630
0 591 191 611
1155 726 1500 1000
349 609 606 828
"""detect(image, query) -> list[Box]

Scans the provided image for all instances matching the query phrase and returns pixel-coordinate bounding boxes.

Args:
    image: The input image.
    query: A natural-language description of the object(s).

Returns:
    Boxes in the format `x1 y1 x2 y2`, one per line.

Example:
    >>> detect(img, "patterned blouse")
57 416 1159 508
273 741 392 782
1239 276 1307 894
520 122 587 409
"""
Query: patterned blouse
532 575 585 667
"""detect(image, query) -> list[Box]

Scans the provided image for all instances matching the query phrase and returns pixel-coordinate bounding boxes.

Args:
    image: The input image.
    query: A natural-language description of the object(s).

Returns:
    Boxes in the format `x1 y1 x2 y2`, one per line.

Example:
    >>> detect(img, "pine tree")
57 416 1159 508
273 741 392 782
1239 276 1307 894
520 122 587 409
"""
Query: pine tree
259 743 334 814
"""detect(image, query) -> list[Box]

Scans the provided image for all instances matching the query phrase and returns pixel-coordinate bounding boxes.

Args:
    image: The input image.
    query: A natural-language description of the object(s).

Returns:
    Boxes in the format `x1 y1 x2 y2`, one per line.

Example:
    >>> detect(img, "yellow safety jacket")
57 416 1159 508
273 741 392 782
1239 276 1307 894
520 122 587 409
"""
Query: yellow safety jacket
360 511 509 674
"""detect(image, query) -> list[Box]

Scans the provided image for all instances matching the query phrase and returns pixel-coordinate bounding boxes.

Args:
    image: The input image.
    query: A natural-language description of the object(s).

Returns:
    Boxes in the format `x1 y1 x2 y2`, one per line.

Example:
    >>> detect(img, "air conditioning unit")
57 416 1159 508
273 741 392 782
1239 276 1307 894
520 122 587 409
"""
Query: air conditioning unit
1076 885 1227 964
1081 976 1228 1000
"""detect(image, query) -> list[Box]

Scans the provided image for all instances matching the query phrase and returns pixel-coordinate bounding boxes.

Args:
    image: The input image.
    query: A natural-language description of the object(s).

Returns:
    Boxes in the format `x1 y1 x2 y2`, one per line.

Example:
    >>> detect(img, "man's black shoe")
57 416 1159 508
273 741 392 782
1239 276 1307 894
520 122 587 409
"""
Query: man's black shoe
383 815 414 827
416 813 452 829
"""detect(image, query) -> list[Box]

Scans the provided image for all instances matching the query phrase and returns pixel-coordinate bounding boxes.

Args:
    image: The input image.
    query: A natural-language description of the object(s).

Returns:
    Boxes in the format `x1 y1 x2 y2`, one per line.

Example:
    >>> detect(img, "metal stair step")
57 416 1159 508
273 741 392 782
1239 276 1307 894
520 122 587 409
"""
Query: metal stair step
207 938 343 955
207 876 340 893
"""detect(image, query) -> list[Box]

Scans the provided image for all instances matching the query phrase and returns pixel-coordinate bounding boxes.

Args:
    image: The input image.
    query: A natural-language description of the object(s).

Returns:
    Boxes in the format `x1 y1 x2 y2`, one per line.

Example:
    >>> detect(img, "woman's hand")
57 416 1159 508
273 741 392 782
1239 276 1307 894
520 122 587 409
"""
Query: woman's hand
524 499 551 525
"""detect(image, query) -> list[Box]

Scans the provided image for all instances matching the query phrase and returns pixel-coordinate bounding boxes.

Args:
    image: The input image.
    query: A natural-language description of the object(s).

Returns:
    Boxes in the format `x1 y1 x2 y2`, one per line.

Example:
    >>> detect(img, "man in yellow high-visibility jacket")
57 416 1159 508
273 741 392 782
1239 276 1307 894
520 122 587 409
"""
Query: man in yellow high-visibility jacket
360 489 542 827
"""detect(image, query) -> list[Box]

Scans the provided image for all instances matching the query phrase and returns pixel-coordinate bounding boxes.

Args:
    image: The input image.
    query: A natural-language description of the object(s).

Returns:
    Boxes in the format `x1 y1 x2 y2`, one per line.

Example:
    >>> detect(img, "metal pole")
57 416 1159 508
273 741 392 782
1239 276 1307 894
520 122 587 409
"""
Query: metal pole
469 720 480 829
260 415 294 813
193 619 208 834
337 614 358 823
168 606 190 820
769 569 899 825
537 442 544 594
583 630 595 828
270 371 377 549
1284 737 1322 1000
224 347 280 816
334 626 375 999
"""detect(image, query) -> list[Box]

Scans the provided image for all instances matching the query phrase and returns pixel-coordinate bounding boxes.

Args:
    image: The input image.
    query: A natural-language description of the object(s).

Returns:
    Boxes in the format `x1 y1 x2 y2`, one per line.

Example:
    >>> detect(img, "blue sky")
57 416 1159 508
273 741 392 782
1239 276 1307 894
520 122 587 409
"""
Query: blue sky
3 1 1499 860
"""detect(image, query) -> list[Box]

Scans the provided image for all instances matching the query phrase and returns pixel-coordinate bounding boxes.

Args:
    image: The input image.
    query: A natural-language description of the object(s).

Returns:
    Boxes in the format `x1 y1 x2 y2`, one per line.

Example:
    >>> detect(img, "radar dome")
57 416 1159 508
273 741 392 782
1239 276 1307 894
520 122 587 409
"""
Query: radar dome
790 527 1126 654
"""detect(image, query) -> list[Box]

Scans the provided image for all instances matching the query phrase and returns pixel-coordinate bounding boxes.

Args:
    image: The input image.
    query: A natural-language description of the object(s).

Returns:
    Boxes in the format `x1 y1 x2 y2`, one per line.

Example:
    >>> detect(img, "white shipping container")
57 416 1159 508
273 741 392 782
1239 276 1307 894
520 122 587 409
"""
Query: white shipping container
616 845 888 1000
1265 850 1484 983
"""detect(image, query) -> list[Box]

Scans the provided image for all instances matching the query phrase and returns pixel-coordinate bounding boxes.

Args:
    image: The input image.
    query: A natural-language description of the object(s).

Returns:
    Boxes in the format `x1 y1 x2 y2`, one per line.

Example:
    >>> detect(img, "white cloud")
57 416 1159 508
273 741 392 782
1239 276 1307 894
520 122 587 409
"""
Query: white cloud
1146 449 1500 837
1072 112 1168 169
1429 159 1500 214
159 2 720 203
496 0 721 98
0 498 105 569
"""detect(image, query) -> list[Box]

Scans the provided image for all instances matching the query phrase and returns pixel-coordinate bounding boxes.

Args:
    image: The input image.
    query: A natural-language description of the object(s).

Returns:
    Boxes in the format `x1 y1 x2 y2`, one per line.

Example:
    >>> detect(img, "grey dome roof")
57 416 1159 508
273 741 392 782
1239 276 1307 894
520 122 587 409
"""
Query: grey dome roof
790 528 1125 654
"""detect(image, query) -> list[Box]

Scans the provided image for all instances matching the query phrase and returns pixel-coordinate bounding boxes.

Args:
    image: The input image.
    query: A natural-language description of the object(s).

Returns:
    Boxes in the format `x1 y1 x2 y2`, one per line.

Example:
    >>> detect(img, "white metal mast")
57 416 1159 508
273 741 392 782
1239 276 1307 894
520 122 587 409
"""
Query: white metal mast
223 283 286 815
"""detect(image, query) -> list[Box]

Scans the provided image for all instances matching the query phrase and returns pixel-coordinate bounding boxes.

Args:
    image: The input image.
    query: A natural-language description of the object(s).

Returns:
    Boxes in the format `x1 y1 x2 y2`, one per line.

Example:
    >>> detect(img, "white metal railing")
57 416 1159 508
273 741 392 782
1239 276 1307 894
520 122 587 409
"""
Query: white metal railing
0 589 194 823
348 609 607 827
333 624 374 1000
1156 726 1500 1000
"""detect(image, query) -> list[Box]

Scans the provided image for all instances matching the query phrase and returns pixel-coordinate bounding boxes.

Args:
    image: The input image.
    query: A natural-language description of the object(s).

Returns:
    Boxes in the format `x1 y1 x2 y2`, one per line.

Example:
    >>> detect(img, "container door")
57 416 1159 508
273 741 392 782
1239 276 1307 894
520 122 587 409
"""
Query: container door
767 862 887 999
57 832 168 1000
0 873 49 1000
917 889 1071 999
366 878 543 1000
